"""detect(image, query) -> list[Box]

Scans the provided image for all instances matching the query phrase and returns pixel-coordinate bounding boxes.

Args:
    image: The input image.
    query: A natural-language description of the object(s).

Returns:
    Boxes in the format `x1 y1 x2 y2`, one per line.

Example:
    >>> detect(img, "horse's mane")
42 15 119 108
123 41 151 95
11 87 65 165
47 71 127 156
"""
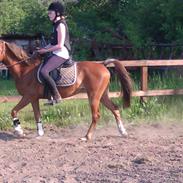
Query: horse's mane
5 42 29 61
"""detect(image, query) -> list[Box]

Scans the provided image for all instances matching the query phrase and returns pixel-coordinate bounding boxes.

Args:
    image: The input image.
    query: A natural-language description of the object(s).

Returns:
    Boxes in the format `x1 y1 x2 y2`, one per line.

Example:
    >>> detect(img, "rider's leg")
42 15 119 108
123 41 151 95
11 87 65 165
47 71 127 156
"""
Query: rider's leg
40 55 66 103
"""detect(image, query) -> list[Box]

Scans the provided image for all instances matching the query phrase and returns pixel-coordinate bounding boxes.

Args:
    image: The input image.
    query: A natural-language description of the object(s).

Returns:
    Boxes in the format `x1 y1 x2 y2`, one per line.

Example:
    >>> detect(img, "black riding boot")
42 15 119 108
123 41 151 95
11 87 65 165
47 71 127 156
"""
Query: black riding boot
43 76 62 104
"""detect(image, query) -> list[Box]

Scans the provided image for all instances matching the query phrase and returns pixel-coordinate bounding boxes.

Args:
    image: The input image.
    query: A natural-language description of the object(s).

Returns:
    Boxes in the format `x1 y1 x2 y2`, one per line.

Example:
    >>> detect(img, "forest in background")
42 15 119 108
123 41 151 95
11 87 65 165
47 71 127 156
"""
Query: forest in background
0 0 183 59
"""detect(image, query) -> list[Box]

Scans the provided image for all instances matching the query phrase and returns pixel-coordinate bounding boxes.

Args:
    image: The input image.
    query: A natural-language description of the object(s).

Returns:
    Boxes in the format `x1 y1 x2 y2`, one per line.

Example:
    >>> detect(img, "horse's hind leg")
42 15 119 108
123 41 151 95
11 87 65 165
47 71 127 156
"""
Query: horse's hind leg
101 89 128 136
11 96 31 135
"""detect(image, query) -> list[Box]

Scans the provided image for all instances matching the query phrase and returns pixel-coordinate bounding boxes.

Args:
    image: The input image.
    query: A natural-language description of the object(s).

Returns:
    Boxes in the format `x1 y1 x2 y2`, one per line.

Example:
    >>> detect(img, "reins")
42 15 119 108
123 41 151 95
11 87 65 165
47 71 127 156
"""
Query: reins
0 57 32 69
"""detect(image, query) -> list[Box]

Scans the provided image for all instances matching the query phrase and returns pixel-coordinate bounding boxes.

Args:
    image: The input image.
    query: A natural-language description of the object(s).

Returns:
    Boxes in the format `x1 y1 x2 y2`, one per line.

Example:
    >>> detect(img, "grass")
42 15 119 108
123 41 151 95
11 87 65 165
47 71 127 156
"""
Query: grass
0 69 183 130
0 96 183 131
0 78 18 96
0 100 112 130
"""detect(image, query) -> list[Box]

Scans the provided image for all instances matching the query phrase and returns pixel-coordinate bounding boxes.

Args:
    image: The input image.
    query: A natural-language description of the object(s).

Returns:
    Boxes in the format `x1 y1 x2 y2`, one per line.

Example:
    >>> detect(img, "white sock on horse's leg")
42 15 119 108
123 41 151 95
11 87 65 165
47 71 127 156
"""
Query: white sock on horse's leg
37 122 44 136
13 118 24 135
117 120 128 136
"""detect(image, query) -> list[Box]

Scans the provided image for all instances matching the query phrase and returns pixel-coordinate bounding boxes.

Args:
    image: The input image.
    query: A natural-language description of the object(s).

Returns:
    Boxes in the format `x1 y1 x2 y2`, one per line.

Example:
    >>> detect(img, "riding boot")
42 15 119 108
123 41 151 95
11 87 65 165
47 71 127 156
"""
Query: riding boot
52 88 62 103
43 76 62 104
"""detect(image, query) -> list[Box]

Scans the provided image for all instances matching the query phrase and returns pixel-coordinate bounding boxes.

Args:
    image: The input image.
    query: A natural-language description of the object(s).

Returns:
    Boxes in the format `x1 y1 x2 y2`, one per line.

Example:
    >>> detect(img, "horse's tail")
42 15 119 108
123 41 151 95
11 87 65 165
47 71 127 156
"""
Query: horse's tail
104 58 132 108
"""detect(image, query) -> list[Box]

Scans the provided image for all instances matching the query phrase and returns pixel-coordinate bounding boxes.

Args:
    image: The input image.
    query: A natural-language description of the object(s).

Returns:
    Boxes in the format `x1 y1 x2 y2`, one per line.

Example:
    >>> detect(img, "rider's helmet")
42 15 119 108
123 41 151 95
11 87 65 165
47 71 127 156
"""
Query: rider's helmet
48 1 65 17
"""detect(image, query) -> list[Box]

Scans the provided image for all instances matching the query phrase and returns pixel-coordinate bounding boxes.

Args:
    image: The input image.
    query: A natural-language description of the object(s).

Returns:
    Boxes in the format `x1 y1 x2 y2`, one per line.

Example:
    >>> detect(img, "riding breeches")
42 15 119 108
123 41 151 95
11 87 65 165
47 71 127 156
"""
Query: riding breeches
40 54 67 96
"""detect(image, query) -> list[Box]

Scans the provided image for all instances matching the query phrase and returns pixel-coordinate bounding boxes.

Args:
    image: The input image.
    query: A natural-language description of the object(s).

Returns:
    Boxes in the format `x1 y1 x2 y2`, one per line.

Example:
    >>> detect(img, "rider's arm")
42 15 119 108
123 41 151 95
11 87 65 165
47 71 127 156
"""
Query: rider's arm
44 44 51 49
38 23 65 54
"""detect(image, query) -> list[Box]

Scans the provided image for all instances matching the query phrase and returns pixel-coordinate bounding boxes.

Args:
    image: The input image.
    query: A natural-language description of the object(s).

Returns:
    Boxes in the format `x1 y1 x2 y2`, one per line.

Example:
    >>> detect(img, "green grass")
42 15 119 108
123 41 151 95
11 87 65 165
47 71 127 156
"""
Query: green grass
0 96 183 131
148 69 183 89
0 78 18 96
0 99 113 130
0 70 183 130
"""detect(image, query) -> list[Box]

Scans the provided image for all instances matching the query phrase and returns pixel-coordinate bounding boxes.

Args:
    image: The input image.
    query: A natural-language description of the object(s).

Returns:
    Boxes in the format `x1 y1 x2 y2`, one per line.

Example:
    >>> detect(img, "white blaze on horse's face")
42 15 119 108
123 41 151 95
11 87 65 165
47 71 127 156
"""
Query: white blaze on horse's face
0 41 5 61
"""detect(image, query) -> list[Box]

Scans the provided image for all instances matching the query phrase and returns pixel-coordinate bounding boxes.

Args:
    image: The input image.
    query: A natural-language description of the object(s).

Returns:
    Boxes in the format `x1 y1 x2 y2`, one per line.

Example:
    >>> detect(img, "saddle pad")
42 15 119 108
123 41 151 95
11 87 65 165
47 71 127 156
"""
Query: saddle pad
37 63 77 87
56 63 77 86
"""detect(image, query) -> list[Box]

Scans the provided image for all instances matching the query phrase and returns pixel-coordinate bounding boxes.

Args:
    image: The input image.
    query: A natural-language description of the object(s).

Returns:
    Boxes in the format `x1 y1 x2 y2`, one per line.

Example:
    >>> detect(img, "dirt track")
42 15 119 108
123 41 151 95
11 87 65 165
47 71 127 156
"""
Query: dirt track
0 122 183 183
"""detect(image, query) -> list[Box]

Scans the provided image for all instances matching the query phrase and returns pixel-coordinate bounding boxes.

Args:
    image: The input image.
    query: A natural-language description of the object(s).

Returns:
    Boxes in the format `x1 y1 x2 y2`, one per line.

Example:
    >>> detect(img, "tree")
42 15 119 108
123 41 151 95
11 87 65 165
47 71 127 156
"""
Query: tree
0 0 52 35
1 0 183 59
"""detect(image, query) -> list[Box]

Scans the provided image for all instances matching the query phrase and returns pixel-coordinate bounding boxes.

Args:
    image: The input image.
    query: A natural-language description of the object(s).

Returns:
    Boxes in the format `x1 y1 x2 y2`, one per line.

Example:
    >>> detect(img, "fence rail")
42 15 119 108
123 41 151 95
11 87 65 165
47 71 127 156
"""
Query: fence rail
91 43 183 60
1 59 183 102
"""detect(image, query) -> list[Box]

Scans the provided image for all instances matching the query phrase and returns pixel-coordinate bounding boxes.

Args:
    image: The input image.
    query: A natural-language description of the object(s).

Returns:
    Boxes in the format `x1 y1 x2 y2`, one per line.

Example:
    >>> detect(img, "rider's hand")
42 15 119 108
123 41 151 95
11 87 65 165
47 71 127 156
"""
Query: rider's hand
37 48 47 54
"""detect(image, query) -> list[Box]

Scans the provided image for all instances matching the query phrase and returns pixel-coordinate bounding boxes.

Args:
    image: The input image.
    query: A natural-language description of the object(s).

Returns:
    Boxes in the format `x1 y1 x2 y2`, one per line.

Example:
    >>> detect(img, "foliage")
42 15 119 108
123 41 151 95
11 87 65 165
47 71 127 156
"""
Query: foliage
67 0 183 45
0 78 18 96
1 0 183 59
0 0 52 35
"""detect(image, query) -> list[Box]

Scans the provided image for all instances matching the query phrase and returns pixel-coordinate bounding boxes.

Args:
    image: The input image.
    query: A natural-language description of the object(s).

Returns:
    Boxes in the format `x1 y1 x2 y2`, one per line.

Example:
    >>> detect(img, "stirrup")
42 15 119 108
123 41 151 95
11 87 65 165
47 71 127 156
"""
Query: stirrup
44 99 55 106
54 97 62 104
44 98 62 106
53 93 62 104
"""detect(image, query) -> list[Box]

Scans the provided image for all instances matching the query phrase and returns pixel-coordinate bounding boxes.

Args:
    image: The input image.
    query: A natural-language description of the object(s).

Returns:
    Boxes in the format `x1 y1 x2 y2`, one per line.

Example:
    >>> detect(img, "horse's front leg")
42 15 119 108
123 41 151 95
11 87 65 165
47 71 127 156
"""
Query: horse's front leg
81 98 100 141
31 99 44 136
11 96 31 136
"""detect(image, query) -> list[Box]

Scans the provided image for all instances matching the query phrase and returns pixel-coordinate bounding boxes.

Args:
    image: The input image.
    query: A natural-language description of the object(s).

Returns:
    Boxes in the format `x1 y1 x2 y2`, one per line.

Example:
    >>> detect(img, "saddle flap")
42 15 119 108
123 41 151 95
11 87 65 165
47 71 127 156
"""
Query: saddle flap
37 62 77 87
62 58 74 68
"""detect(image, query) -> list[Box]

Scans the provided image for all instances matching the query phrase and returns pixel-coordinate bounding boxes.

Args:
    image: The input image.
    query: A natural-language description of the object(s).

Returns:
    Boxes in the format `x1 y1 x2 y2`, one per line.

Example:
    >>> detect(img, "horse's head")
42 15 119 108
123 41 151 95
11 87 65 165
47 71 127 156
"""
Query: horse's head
0 40 41 67
0 40 29 62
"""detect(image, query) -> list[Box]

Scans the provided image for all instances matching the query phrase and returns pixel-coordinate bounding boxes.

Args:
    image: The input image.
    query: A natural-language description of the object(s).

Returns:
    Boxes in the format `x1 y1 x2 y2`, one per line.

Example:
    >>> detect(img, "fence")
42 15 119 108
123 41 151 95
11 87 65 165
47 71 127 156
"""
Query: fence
103 59 183 102
91 43 183 60
0 59 183 102
71 59 183 102
0 64 8 79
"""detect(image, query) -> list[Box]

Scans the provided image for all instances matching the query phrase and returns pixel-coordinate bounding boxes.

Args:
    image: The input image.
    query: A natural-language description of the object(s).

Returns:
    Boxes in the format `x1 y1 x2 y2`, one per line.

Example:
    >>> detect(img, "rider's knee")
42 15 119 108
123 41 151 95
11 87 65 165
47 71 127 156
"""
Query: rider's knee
40 68 49 77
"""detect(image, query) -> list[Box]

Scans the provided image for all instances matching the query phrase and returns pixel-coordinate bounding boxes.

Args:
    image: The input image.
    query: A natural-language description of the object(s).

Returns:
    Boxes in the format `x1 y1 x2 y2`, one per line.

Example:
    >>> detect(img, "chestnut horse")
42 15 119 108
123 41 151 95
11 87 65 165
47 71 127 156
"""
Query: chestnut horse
0 40 132 141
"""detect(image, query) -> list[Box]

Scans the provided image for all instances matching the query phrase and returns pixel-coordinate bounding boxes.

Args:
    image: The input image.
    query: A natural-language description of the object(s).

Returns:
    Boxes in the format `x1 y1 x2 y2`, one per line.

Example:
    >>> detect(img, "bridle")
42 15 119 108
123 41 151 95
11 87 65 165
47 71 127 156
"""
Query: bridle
0 41 33 69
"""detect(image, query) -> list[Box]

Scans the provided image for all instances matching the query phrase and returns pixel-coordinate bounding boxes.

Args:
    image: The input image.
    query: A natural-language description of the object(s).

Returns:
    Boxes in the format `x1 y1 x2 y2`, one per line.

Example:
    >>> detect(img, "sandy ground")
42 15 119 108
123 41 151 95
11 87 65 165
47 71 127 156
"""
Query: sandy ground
0 122 182 183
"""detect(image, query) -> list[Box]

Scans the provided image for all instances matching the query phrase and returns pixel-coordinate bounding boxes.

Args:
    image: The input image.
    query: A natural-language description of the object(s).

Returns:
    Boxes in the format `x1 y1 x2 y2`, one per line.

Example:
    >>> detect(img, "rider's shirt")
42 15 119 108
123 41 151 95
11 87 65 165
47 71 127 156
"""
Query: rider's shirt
50 20 71 59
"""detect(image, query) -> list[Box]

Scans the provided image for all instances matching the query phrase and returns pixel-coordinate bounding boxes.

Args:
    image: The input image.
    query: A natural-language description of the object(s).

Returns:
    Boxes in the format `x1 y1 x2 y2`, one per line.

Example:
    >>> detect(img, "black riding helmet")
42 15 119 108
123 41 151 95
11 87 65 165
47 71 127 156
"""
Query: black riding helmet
48 1 65 16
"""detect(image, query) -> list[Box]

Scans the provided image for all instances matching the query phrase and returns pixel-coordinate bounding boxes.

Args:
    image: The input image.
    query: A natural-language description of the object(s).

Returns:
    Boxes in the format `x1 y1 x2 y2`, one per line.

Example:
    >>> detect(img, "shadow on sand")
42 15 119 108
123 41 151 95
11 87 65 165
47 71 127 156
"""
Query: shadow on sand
0 132 24 141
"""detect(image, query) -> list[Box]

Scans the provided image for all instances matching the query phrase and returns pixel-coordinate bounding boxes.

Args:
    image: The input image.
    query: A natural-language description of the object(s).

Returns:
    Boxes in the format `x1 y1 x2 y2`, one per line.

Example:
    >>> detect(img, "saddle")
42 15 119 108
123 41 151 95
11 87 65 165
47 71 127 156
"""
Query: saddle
37 57 77 87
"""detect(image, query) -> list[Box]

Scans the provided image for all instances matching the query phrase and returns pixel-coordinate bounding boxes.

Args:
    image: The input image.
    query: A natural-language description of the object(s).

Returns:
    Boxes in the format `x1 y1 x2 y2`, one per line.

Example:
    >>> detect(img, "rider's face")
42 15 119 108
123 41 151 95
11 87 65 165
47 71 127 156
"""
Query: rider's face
48 10 56 21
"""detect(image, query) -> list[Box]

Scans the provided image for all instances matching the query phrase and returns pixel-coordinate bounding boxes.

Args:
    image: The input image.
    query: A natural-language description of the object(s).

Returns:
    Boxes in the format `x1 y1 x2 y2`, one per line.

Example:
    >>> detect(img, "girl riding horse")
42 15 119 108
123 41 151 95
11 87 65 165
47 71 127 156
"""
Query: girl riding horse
38 1 71 104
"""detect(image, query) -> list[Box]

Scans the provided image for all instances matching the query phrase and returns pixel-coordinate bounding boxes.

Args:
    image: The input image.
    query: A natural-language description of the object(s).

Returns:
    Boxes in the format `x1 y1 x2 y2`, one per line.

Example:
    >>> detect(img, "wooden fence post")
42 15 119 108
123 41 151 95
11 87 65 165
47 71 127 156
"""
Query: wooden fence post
140 66 148 102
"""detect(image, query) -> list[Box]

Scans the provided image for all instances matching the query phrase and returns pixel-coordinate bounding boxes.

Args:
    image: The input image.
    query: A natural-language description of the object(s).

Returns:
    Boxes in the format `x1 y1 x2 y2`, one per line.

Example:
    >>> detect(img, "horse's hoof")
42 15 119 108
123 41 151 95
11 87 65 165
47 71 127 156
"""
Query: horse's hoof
80 137 88 141
120 131 128 138
117 123 128 137
14 130 25 137
14 125 24 137
123 132 128 137
117 126 128 137
37 123 44 136
37 130 44 136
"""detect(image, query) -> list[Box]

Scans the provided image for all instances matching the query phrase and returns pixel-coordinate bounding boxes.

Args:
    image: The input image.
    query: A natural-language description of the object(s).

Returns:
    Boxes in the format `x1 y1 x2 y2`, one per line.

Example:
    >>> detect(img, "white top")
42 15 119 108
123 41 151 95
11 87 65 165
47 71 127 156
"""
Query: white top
53 46 69 59
53 23 69 59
